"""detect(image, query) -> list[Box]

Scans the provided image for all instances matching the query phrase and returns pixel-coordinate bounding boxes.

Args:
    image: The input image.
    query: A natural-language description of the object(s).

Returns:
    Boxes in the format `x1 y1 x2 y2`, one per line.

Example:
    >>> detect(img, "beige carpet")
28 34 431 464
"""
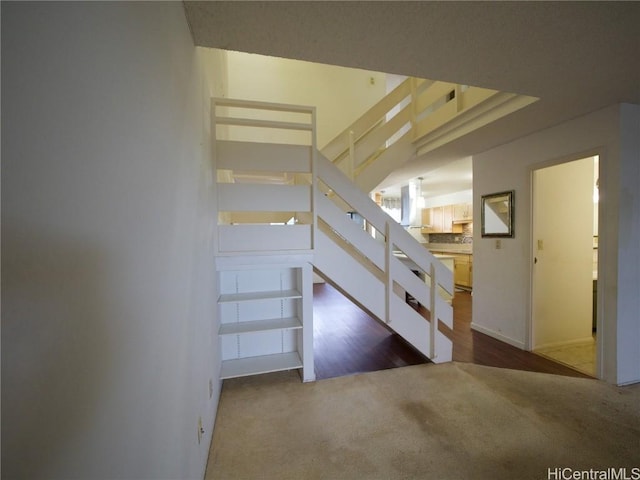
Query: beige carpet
205 363 640 480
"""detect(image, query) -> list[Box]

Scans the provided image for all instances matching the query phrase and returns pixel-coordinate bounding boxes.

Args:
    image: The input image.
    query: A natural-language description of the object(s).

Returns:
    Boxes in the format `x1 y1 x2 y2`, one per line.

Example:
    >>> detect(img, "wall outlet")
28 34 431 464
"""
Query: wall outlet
209 379 213 399
197 416 203 445
495 239 501 249
537 239 544 250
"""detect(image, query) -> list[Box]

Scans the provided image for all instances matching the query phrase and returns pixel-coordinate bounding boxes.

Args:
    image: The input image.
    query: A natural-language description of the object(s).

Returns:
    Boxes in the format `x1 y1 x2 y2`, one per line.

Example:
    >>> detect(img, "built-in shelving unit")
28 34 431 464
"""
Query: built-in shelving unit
216 257 314 382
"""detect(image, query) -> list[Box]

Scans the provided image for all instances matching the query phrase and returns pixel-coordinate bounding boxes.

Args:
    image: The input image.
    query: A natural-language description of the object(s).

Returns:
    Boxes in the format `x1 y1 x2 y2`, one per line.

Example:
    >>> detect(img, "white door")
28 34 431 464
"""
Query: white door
532 157 595 350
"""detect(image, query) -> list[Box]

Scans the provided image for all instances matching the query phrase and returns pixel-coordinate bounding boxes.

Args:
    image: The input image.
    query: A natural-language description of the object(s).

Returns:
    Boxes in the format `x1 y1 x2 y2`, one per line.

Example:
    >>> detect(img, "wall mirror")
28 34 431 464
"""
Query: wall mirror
481 190 514 237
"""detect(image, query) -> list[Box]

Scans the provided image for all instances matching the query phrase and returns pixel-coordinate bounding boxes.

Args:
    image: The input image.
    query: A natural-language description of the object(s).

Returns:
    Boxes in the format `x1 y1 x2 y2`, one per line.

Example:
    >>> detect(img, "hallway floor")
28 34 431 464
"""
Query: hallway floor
313 282 592 380
535 337 596 376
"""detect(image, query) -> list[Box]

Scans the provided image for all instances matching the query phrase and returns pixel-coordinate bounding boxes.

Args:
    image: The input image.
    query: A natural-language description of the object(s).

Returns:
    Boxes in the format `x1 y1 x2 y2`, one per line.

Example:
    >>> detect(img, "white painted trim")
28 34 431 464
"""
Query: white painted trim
218 224 311 252
617 377 640 387
215 253 314 269
527 149 604 376
217 183 311 212
470 322 526 349
213 97 315 114
217 140 312 173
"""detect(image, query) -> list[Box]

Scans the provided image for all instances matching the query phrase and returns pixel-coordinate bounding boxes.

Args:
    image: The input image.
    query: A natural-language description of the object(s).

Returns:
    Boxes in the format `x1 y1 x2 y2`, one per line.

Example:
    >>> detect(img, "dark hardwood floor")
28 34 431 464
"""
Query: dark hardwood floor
313 282 428 380
313 282 592 380
447 289 591 378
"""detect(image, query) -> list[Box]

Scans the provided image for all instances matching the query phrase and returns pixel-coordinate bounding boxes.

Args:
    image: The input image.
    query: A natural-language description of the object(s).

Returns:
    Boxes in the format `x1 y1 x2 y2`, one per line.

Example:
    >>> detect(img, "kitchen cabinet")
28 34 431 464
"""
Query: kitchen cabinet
442 205 454 232
420 208 433 234
421 205 456 233
428 250 473 289
453 254 473 288
453 203 473 222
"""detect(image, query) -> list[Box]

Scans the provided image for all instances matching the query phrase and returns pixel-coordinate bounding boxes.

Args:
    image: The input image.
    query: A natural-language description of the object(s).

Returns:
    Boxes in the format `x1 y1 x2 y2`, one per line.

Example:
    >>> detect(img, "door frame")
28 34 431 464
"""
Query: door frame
527 150 603 379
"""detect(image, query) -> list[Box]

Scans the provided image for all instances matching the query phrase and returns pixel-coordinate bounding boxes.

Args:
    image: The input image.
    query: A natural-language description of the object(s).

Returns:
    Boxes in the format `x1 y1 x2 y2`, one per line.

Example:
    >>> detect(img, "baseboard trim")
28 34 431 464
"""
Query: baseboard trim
470 322 525 349
617 377 640 387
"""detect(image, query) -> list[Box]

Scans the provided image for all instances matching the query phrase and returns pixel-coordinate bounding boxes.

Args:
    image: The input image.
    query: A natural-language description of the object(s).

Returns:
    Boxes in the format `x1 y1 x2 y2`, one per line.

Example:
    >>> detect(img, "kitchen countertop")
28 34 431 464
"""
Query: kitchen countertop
394 251 456 261
393 251 454 272
423 243 473 255
432 253 456 259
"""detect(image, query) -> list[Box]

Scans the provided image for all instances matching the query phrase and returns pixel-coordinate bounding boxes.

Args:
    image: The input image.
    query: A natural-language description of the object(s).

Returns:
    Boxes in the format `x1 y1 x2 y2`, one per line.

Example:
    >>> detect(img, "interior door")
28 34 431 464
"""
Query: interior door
532 157 594 350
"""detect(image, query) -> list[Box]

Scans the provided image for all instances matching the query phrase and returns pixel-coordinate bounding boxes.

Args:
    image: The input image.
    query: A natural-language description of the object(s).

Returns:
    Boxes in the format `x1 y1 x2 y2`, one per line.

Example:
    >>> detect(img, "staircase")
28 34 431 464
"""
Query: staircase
211 78 530 382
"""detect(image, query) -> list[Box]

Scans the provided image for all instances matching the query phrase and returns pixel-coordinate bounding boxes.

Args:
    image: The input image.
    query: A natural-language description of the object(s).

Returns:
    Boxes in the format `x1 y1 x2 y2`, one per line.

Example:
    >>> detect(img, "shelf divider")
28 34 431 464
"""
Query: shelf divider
218 289 302 304
219 316 302 336
220 352 303 379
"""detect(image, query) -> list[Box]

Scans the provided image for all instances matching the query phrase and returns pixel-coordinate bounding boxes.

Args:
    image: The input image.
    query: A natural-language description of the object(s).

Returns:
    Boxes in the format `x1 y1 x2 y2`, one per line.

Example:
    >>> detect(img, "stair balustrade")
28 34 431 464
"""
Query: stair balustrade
211 97 454 366
320 77 535 194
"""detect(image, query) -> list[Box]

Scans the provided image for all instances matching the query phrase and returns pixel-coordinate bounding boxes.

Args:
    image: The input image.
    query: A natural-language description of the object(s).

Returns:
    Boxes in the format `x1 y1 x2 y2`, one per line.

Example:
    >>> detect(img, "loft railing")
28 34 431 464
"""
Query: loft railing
320 76 533 193
212 98 317 254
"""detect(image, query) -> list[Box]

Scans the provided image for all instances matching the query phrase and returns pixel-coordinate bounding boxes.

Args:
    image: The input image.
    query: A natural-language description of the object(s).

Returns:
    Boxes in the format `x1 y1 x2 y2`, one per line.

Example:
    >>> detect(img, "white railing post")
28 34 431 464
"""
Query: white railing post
385 221 392 324
311 107 318 251
347 130 355 181
429 262 437 359
455 84 462 113
410 77 418 134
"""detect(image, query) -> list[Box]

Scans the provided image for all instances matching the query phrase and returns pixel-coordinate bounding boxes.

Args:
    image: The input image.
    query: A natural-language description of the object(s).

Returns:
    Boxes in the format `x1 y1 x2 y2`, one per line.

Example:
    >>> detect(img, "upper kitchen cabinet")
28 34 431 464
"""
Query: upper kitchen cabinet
441 205 454 232
421 205 457 233
453 203 473 222
420 208 433 234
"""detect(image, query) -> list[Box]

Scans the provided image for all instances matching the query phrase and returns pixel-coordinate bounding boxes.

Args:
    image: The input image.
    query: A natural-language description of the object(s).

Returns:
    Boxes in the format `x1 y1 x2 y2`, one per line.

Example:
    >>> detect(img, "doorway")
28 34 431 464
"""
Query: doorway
531 156 598 376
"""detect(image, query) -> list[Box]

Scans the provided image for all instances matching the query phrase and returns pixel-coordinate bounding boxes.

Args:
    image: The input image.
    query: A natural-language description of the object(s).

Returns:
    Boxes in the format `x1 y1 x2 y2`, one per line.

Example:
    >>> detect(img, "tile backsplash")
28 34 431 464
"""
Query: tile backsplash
427 224 473 244
428 233 463 244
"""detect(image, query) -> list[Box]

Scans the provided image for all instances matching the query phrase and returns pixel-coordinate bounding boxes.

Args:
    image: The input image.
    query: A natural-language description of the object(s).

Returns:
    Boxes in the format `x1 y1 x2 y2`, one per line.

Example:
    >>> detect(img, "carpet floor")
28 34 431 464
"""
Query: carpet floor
205 363 639 480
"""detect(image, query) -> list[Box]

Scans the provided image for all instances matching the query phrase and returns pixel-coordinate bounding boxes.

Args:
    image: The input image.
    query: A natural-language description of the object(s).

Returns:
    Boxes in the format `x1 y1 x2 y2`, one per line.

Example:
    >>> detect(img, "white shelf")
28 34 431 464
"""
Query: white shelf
220 352 303 379
219 316 302 336
216 263 313 382
218 289 302 304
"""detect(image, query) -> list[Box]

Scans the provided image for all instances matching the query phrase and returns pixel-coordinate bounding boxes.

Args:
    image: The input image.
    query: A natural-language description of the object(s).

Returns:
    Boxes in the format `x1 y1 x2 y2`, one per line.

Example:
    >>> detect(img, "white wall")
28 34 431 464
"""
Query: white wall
224 51 386 148
2 3 224 478
423 190 473 209
616 104 640 385
472 104 640 385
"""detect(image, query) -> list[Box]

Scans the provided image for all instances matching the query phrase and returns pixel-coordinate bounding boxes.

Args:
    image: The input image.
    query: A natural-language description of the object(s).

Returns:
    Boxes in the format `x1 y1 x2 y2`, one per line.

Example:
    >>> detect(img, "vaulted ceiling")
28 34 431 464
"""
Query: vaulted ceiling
184 1 640 189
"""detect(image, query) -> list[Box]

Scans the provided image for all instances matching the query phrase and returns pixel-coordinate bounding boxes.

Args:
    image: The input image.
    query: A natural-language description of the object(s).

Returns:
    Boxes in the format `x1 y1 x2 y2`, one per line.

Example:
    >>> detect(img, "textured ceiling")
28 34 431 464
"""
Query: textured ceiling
184 1 640 190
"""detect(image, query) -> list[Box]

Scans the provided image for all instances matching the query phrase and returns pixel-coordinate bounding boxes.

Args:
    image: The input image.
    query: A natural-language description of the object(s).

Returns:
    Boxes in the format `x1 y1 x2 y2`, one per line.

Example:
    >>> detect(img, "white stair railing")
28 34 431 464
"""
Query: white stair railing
212 98 317 255
320 76 535 194
212 97 454 363
315 153 454 362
